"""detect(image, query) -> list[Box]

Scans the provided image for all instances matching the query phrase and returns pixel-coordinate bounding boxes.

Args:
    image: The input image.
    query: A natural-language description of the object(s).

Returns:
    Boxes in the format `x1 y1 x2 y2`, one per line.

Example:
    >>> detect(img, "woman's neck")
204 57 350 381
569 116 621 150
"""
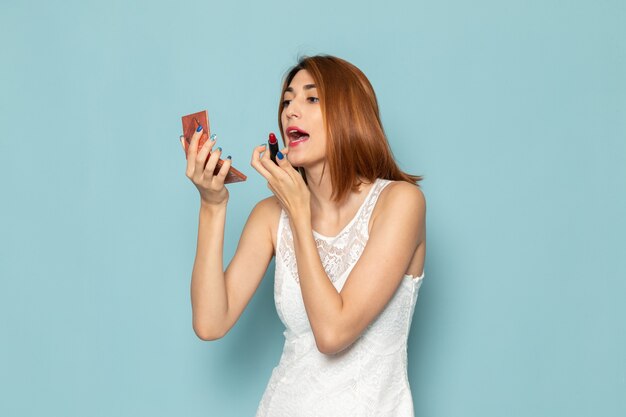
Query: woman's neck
302 163 335 213
303 164 371 216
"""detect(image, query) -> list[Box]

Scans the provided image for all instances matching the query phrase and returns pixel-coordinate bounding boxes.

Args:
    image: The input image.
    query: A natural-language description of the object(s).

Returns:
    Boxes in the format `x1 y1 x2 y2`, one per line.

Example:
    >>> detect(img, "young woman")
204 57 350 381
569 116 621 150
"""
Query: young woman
180 55 426 416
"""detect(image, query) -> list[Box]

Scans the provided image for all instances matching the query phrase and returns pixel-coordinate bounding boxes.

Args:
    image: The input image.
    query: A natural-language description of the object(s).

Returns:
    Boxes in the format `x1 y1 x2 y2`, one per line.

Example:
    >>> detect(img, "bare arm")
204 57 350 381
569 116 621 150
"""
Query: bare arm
190 198 276 340
291 182 425 354
189 202 227 340
251 146 426 354
181 130 276 341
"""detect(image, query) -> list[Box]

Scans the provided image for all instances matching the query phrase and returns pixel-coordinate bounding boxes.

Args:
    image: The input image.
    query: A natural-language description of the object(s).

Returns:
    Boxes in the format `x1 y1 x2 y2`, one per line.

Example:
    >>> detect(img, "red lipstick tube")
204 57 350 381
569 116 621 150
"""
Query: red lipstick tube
268 132 279 164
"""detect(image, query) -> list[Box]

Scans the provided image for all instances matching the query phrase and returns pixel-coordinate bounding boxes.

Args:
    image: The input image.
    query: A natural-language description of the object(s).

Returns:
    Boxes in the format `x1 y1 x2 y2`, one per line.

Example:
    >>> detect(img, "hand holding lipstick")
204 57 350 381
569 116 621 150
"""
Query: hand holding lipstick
251 136 311 222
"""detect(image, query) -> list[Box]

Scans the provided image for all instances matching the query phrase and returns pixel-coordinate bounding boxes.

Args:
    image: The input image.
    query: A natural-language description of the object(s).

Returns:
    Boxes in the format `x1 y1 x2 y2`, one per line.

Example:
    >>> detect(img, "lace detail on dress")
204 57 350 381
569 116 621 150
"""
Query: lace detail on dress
258 178 425 417
277 180 389 284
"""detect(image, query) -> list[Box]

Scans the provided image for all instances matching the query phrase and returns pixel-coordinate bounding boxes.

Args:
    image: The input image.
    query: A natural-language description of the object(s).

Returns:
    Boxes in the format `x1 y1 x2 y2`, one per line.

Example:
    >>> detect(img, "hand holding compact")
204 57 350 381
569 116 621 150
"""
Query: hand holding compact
181 125 232 206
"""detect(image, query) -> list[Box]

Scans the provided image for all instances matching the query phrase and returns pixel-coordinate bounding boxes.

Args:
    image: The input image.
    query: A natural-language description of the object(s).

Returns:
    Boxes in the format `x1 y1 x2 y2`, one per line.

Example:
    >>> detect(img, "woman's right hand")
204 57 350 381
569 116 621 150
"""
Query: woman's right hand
180 125 232 206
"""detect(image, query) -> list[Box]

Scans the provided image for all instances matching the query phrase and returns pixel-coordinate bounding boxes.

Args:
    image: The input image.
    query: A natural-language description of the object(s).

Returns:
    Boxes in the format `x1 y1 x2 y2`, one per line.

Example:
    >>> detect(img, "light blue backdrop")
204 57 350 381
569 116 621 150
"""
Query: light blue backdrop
1 0 624 416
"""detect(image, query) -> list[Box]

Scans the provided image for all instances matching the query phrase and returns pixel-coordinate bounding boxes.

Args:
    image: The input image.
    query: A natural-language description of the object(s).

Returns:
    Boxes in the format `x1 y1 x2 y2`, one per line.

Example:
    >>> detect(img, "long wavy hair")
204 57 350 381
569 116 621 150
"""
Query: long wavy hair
278 55 423 202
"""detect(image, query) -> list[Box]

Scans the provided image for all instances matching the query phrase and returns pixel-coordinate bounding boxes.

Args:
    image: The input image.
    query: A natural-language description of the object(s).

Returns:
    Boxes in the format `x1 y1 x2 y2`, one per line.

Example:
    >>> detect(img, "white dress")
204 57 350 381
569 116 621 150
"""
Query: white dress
255 178 425 417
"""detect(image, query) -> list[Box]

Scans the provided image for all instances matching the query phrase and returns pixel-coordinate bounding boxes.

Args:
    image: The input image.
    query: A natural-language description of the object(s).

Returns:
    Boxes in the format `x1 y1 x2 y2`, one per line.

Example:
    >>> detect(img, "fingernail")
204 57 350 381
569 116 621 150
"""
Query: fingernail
277 151 284 160
226 155 232 160
210 133 217 141
260 143 267 147
179 135 184 141
217 147 222 152
196 125 203 132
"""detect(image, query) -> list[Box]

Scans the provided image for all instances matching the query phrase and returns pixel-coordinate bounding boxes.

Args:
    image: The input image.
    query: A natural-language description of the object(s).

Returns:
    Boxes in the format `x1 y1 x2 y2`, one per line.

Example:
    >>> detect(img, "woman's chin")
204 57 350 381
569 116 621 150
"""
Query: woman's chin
289 161 305 169
285 150 324 170
286 155 306 167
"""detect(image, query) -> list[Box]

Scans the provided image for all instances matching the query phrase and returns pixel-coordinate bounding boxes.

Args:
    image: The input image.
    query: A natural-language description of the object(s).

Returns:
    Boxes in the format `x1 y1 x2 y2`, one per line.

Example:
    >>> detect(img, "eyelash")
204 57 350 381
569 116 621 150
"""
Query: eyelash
282 97 319 106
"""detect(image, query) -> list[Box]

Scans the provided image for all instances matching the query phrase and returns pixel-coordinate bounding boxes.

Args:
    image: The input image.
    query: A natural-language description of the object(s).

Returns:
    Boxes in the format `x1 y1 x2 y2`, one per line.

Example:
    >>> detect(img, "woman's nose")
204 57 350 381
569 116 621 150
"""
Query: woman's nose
286 101 301 119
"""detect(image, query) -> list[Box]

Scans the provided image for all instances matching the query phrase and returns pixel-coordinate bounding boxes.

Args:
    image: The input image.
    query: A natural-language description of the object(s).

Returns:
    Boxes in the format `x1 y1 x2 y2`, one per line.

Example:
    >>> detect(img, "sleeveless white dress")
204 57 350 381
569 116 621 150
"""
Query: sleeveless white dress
255 178 425 417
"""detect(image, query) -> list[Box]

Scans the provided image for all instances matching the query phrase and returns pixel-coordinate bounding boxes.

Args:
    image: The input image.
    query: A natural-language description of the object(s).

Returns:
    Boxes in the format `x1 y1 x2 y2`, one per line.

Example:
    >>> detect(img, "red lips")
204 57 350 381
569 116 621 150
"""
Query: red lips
286 126 309 138
286 126 309 147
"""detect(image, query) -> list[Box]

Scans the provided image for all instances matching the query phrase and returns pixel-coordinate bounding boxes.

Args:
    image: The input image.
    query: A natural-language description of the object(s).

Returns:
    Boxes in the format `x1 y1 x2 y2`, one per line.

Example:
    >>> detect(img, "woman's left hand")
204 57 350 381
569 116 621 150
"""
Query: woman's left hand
251 144 311 222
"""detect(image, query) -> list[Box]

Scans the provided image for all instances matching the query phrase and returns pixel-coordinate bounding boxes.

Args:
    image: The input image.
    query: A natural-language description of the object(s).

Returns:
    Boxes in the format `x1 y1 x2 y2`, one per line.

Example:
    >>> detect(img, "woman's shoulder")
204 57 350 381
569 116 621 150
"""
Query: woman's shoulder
250 195 283 225
377 179 425 208
368 180 426 242
369 180 425 228
249 196 283 253
253 195 282 213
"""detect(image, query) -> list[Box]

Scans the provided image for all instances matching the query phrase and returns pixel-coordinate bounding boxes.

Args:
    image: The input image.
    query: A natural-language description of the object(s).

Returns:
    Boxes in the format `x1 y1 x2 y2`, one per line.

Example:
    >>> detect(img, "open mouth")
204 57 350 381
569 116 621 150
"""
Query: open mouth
286 126 310 146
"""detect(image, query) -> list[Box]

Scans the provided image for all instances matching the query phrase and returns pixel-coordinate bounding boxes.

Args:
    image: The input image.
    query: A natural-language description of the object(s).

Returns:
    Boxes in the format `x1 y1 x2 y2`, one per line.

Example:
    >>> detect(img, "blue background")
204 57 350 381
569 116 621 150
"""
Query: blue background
1 0 624 416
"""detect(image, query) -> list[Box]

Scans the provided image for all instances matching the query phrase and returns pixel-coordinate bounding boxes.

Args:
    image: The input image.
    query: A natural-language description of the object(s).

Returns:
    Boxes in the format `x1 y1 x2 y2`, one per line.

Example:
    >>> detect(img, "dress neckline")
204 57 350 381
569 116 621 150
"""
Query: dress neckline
312 179 382 240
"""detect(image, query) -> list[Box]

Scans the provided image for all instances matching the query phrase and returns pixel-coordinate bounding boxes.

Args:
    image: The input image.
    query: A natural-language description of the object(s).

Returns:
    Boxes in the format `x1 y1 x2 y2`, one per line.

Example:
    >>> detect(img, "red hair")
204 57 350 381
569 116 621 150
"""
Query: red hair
278 55 423 202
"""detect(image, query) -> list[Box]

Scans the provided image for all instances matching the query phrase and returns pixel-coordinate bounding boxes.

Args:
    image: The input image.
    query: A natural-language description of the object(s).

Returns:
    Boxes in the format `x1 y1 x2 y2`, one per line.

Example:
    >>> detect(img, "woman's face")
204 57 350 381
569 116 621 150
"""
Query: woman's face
281 69 326 168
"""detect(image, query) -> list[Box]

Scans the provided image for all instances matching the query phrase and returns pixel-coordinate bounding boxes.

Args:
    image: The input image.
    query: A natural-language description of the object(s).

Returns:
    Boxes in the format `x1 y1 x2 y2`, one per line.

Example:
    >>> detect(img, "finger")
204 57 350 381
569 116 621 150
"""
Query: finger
251 144 273 180
195 133 217 174
259 143 290 180
187 124 204 159
186 124 205 175
214 155 232 184
277 147 301 179
201 146 223 179
275 148 292 169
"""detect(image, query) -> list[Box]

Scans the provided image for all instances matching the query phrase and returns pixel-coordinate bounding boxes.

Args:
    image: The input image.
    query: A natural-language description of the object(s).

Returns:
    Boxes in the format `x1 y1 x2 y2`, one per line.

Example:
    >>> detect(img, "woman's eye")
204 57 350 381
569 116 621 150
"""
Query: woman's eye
307 97 319 103
282 99 291 106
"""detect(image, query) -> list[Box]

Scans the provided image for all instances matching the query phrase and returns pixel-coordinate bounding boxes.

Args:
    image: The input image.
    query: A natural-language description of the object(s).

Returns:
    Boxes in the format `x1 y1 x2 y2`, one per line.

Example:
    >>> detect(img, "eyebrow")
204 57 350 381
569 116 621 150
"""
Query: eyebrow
285 84 317 93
